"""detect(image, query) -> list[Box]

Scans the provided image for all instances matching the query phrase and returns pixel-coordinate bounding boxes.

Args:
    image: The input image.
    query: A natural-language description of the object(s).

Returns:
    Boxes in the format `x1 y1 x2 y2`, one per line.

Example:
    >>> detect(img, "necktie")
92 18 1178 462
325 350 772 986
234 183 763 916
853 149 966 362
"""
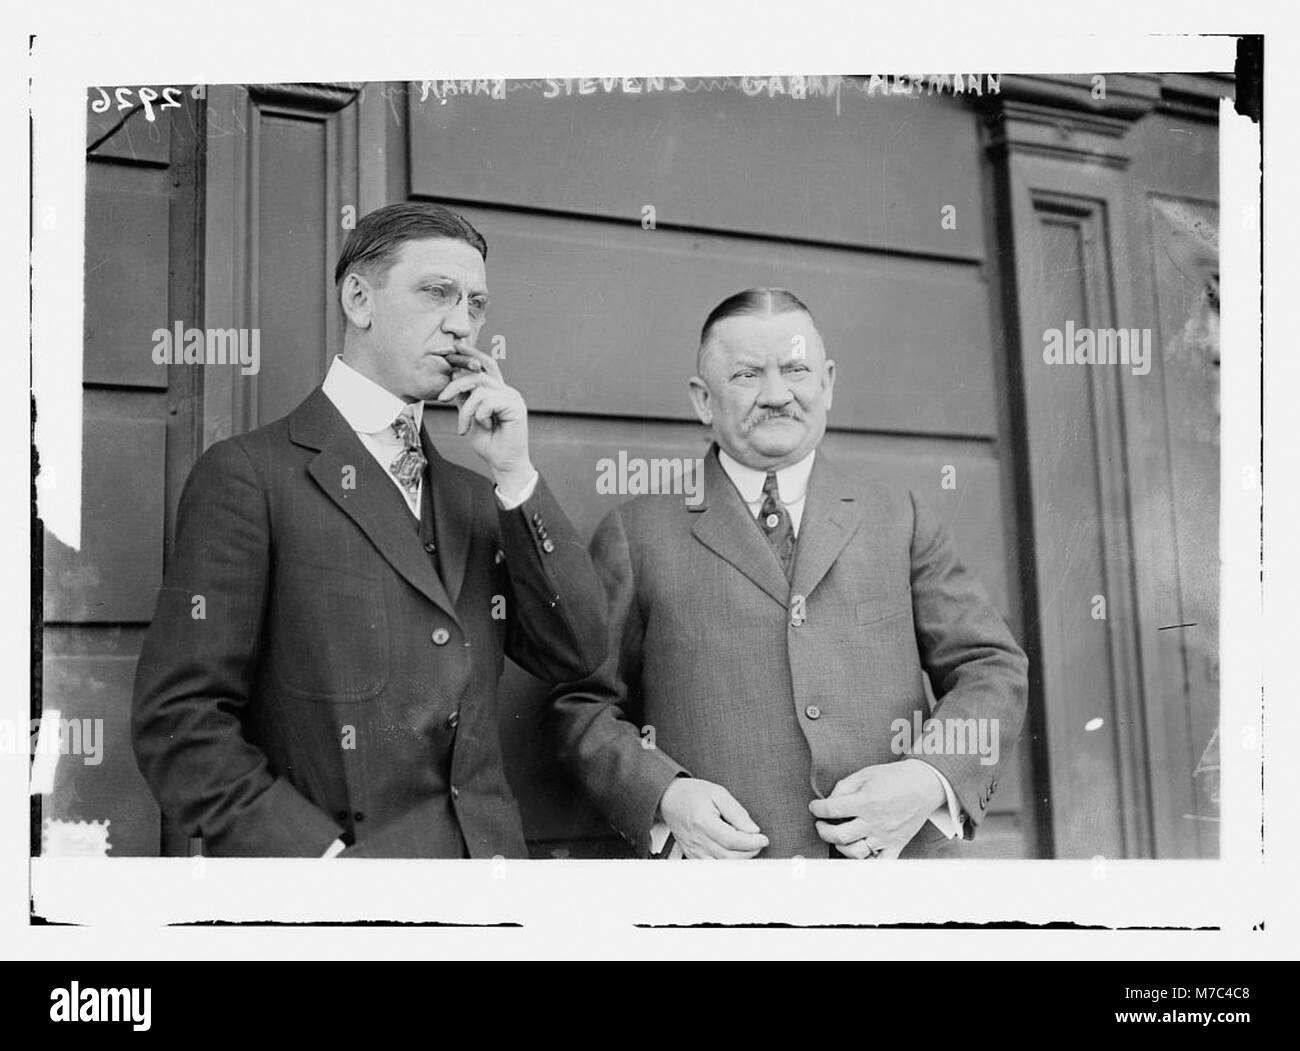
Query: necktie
389 405 427 495
759 470 796 579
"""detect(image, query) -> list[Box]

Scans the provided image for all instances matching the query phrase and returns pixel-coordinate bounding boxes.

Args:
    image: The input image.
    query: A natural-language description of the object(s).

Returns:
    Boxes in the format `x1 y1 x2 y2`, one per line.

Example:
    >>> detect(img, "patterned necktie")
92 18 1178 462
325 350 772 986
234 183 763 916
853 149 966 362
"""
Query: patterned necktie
388 405 427 495
759 470 796 579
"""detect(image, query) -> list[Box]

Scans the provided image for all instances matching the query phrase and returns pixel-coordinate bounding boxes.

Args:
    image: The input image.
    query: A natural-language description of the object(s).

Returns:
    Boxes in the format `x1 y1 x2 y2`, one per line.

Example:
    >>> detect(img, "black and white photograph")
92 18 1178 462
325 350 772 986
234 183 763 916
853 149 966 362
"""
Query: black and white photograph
10 2 1290 976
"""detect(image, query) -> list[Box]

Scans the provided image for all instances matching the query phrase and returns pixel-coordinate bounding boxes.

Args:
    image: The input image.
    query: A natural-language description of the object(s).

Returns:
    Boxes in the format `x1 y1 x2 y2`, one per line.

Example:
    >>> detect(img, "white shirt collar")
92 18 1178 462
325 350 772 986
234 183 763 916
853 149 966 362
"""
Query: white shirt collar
322 355 424 436
716 446 816 506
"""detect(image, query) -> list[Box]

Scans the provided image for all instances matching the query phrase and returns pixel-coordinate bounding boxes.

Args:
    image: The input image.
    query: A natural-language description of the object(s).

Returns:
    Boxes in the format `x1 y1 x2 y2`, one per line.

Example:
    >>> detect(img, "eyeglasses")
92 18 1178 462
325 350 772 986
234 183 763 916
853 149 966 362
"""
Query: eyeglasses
419 279 488 323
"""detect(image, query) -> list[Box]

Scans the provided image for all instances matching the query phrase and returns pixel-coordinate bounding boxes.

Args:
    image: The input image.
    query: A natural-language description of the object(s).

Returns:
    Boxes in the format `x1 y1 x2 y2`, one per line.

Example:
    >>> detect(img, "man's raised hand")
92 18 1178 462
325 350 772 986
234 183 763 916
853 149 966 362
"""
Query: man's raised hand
436 345 533 496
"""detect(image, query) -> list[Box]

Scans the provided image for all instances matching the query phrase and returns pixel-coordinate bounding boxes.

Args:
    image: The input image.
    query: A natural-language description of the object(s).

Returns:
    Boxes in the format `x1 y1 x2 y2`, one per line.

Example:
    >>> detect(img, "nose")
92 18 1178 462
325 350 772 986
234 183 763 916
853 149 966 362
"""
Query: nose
440 295 473 340
756 369 794 408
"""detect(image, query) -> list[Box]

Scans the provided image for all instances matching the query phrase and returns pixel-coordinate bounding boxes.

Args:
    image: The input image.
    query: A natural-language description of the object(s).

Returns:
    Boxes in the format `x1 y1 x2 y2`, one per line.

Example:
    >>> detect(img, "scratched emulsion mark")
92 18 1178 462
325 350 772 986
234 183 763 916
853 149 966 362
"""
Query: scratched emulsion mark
1187 727 1220 825
1157 621 1220 829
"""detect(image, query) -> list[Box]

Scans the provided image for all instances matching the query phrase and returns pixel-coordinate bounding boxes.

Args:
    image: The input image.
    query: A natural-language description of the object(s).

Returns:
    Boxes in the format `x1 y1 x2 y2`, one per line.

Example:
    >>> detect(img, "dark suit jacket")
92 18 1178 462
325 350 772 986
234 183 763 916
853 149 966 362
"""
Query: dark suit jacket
132 387 607 858
548 446 1028 858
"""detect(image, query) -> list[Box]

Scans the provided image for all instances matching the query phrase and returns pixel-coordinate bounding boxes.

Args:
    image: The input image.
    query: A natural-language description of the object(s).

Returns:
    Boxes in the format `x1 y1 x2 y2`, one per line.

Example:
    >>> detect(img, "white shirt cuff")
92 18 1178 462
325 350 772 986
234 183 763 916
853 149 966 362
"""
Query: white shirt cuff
909 759 965 840
648 821 683 859
495 469 540 509
321 838 347 859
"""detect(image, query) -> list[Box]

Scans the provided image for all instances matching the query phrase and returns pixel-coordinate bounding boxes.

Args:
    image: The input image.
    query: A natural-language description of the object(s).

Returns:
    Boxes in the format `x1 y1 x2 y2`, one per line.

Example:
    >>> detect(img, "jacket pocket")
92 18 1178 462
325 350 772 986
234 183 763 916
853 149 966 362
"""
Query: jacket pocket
272 560 389 701
855 589 913 627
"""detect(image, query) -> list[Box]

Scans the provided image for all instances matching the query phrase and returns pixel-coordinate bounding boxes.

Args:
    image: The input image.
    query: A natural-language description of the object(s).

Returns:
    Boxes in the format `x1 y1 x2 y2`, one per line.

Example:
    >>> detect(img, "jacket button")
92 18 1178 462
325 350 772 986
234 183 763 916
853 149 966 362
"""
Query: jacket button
805 705 821 720
335 810 347 821
431 628 450 645
542 539 555 554
494 549 505 564
446 711 460 730
450 785 460 799
423 541 437 555
353 811 365 822
531 513 542 526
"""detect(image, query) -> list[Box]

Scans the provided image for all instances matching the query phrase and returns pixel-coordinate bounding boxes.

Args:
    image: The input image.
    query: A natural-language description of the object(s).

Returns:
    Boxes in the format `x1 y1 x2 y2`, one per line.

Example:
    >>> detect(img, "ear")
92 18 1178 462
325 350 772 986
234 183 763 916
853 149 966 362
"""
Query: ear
687 374 713 426
822 358 836 413
339 272 374 330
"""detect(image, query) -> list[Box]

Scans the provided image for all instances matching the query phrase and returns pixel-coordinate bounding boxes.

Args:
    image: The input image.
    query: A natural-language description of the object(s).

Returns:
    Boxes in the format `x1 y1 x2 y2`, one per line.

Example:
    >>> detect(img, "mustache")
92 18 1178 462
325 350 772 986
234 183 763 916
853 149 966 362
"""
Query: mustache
743 408 803 432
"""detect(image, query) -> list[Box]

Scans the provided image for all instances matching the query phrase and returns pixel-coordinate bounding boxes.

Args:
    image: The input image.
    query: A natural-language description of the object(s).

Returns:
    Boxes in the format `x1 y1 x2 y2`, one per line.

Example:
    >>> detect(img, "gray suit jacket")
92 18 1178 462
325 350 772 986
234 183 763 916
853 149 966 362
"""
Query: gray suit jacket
547 445 1028 858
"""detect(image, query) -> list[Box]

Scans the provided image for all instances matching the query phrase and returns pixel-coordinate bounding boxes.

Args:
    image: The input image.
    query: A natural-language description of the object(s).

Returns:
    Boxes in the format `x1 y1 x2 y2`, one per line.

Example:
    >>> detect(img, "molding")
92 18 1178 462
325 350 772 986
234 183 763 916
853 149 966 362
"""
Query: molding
1157 74 1235 121
1030 189 1153 858
991 146 1161 856
991 73 1162 122
981 73 1162 169
246 82 362 113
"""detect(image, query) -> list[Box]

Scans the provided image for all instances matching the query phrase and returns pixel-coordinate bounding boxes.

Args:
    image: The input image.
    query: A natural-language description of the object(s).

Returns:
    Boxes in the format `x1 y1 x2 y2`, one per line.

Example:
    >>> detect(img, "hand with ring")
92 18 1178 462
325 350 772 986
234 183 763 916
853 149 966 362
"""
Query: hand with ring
809 759 946 860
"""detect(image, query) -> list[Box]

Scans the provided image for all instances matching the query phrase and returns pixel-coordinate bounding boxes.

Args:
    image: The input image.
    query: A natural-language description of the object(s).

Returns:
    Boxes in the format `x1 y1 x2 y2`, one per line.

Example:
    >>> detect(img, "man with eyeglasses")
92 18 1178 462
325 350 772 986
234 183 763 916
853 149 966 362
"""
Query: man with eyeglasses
133 203 608 858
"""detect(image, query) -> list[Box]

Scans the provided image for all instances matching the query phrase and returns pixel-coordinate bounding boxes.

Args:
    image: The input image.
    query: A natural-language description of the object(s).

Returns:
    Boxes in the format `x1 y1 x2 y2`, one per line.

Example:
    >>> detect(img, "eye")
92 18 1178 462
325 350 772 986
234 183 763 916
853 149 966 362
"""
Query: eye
468 295 488 319
732 369 757 381
422 283 453 304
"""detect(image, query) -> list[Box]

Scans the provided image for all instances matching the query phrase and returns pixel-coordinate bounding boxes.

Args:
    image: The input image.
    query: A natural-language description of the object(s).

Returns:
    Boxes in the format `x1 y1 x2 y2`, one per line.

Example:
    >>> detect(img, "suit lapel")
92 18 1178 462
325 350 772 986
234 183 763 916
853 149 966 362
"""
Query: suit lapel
292 388 460 624
421 425 472 607
690 447 790 609
789 452 864 598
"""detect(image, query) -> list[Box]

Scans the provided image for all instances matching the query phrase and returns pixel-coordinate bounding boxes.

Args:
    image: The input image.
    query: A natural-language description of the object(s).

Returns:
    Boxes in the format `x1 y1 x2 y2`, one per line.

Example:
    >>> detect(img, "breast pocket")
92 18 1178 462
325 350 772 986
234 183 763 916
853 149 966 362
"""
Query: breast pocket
855 589 913 627
273 560 389 701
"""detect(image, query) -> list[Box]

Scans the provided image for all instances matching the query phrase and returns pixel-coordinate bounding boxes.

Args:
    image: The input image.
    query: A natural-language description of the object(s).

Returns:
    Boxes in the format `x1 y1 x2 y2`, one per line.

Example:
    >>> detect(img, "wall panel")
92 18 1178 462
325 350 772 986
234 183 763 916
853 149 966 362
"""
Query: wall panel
82 189 171 388
453 206 998 435
409 81 986 259
43 415 165 624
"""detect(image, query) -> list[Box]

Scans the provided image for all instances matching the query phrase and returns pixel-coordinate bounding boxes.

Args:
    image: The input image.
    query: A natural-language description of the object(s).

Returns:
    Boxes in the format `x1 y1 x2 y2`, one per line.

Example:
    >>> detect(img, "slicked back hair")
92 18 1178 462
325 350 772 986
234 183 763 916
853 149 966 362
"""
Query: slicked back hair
697 287 817 371
334 202 487 292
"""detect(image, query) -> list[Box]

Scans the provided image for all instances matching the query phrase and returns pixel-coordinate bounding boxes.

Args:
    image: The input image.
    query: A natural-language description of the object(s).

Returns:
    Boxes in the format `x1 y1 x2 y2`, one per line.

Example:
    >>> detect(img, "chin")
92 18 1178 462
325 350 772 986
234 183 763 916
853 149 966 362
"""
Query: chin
413 369 451 401
750 430 806 458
